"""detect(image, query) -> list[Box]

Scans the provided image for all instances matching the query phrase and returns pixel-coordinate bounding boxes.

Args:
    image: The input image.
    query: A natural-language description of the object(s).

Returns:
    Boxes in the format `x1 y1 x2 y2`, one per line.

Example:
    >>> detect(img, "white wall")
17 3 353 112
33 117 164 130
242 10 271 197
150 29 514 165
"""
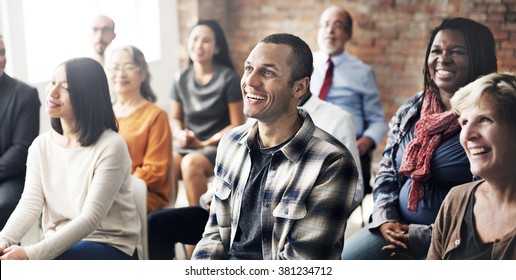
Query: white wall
0 0 180 134
147 0 180 114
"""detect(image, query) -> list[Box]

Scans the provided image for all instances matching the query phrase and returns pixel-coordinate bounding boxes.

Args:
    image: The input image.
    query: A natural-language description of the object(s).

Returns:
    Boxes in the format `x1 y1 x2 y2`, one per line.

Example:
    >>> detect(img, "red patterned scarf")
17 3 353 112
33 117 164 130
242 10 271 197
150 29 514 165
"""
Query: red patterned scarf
399 89 460 212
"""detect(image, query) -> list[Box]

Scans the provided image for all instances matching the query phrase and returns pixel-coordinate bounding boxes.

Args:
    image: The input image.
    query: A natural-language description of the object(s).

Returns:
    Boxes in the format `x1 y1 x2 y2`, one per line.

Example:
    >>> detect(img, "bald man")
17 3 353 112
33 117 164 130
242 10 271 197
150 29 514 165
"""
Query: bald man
310 6 387 195
89 15 116 65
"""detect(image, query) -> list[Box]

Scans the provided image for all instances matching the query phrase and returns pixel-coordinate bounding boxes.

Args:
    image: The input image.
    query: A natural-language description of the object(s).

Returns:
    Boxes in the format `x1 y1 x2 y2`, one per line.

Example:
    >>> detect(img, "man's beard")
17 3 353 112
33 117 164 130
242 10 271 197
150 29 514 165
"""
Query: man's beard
95 42 108 55
317 37 339 55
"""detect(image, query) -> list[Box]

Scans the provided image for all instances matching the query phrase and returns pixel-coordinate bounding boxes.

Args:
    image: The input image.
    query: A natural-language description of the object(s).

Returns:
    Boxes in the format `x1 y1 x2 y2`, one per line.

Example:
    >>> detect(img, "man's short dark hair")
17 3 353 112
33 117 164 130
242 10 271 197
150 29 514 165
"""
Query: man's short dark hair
260 33 313 87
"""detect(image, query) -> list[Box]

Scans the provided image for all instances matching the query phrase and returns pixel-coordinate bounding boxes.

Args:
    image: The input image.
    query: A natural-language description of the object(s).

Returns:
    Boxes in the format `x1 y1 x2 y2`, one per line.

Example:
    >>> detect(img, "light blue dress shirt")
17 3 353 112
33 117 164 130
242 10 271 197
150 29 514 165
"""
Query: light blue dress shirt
310 51 387 146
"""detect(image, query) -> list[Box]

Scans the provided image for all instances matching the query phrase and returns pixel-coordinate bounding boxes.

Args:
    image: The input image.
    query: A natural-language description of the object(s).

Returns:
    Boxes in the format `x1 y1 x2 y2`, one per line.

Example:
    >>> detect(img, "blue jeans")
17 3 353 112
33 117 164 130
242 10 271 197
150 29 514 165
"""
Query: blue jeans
55 241 138 260
341 226 392 260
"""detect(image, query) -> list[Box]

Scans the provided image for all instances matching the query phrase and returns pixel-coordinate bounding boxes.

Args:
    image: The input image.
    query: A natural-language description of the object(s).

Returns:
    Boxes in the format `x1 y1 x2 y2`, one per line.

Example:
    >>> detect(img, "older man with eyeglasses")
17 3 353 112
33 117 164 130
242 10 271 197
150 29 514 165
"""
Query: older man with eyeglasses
310 6 387 200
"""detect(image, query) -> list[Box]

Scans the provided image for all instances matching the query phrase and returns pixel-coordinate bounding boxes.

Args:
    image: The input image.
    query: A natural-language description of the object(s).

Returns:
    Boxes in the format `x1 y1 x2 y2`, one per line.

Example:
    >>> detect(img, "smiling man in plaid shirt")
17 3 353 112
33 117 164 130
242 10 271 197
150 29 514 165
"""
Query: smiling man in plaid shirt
192 33 358 260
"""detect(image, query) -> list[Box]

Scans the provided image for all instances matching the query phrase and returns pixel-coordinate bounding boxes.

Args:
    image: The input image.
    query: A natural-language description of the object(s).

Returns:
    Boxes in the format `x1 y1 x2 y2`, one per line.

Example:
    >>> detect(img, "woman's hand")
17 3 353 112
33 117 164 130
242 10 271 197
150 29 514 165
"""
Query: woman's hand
187 134 206 148
0 245 29 260
379 222 412 258
174 129 196 148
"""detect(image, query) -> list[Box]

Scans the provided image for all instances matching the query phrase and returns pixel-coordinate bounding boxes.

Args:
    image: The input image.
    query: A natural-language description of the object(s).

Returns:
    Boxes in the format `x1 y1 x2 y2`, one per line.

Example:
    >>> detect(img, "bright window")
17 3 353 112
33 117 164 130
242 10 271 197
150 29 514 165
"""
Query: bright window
22 0 161 83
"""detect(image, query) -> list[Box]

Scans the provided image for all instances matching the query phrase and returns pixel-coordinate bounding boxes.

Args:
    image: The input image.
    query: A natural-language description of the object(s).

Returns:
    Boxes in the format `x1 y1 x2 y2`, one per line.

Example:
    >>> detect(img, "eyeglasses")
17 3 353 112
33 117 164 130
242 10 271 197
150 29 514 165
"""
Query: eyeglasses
93 26 114 34
319 21 346 30
107 63 140 74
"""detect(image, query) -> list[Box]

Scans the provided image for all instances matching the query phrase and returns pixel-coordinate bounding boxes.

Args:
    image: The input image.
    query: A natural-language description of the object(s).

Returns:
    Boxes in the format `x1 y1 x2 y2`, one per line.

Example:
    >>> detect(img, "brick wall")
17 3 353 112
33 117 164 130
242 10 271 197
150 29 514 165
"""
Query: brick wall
177 0 516 157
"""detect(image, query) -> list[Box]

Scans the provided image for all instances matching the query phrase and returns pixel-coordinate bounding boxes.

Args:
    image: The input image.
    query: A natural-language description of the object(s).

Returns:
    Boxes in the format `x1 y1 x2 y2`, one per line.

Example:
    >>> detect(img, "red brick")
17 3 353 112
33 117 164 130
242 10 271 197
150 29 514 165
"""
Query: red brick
499 59 516 70
493 31 510 40
487 14 506 21
502 41 516 48
490 4 508 12
503 22 516 30
175 0 514 154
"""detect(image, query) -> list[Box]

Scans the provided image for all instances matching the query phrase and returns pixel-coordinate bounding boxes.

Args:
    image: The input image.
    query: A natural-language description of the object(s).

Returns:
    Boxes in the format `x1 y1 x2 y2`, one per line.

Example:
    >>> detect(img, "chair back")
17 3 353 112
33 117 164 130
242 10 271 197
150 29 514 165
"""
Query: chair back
131 176 148 260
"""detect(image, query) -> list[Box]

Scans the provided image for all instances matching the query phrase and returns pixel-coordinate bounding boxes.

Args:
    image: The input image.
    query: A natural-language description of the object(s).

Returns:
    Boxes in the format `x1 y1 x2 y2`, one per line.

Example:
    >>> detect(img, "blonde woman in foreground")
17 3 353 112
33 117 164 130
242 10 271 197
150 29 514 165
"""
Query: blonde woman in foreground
428 72 516 260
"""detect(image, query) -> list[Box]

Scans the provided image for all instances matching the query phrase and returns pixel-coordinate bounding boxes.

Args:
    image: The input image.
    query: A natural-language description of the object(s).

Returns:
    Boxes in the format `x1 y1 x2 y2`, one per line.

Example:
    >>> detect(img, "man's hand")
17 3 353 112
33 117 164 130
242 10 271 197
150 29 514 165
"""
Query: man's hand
357 136 374 156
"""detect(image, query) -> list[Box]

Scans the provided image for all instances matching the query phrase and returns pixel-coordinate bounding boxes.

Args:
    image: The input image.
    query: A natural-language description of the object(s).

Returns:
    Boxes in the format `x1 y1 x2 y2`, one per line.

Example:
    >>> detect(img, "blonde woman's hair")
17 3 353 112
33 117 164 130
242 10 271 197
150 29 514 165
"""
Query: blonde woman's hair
451 72 516 127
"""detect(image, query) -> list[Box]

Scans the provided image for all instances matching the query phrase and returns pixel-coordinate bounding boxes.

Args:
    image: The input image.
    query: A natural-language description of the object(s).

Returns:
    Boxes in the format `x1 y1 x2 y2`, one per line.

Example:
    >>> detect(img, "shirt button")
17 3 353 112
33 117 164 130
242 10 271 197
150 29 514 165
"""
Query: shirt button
265 204 270 208
455 239 460 246
284 209 289 215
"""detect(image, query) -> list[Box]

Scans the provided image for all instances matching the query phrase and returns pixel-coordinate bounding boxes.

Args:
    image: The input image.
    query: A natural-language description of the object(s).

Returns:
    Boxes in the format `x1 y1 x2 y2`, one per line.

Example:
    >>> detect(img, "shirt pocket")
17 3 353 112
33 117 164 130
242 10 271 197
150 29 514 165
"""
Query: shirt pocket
213 177 232 201
272 202 307 220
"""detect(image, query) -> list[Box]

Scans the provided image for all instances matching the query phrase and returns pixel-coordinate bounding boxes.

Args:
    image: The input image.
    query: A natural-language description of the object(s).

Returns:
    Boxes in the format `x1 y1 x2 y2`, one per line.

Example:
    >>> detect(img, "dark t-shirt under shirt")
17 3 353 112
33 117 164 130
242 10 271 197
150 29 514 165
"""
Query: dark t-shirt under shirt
228 137 287 260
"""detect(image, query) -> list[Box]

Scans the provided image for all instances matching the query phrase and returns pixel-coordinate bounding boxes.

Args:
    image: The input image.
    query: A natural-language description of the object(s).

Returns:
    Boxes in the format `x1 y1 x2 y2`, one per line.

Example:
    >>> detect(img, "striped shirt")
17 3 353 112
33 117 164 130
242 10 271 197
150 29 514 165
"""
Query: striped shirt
192 109 358 260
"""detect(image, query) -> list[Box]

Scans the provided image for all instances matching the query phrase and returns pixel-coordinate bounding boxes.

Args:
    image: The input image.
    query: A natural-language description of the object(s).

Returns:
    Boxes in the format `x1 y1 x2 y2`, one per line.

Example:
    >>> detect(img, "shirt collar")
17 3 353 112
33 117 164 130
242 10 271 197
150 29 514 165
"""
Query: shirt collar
300 93 319 111
282 109 316 163
328 51 348 67
241 109 315 164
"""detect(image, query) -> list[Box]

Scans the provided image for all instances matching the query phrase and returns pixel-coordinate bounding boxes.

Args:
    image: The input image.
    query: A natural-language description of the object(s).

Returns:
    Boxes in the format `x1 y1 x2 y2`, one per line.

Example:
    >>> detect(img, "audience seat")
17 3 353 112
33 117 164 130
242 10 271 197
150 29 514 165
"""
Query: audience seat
131 176 149 260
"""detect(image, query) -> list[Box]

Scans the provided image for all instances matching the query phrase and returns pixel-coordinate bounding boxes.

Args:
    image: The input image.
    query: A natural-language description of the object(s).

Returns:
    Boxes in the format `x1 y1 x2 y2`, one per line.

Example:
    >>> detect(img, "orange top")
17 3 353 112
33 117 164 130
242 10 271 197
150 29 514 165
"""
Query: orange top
117 102 172 212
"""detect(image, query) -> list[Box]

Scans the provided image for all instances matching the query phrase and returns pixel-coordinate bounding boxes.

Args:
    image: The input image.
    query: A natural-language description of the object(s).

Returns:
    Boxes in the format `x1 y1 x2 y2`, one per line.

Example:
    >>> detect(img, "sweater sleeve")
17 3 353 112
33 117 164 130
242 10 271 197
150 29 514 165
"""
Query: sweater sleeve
0 137 45 249
133 110 172 211
134 111 171 188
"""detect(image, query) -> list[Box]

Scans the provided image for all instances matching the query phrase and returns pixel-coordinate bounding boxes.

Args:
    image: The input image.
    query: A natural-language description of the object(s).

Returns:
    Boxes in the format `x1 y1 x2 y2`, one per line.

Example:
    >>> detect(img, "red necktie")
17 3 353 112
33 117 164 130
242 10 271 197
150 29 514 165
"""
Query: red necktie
319 58 334 100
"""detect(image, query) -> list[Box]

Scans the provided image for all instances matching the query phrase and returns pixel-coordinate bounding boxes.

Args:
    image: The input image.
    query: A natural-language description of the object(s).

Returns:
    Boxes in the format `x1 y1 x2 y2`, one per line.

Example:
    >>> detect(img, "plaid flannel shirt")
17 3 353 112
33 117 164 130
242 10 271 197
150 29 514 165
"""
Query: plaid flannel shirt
192 109 358 260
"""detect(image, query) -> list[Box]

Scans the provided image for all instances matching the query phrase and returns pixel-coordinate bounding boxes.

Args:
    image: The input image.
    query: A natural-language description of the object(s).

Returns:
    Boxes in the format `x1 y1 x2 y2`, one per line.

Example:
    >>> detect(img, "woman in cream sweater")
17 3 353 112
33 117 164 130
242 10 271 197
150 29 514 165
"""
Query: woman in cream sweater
0 57 140 260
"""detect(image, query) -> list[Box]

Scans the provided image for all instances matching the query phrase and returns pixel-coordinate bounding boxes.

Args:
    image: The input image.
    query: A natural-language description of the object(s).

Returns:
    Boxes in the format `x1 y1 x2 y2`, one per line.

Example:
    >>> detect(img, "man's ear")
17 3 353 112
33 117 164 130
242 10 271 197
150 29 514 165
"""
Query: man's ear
292 77 309 98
